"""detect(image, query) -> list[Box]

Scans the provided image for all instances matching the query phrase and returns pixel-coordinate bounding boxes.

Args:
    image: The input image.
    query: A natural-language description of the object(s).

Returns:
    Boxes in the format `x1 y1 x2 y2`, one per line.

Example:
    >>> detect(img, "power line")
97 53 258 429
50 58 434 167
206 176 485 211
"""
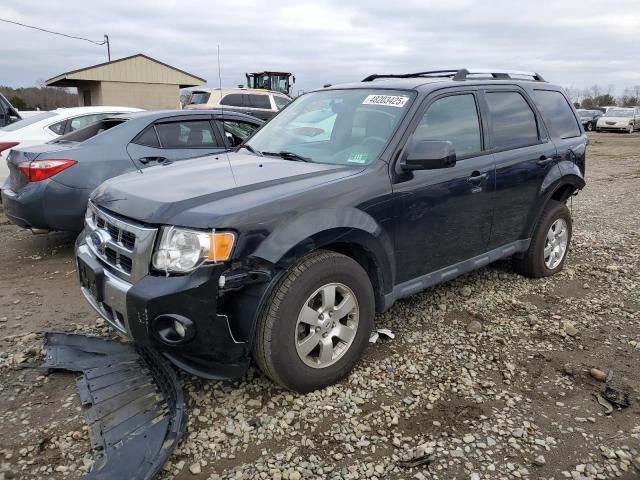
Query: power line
0 18 110 59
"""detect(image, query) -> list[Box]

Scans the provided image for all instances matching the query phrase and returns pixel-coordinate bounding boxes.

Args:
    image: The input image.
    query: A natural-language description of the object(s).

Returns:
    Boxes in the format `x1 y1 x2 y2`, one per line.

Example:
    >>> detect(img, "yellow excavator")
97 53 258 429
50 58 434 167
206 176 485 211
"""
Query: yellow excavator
245 71 295 96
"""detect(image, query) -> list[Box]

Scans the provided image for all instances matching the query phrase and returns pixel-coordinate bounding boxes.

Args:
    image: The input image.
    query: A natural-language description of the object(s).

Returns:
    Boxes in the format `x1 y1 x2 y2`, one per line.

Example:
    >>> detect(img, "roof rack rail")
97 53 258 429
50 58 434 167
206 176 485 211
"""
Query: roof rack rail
362 70 460 82
362 68 545 83
452 68 545 81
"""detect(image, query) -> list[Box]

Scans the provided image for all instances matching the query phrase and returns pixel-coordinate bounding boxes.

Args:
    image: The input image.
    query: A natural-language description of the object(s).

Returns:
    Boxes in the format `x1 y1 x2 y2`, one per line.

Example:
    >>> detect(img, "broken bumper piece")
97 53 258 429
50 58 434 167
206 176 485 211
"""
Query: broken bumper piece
43 332 186 480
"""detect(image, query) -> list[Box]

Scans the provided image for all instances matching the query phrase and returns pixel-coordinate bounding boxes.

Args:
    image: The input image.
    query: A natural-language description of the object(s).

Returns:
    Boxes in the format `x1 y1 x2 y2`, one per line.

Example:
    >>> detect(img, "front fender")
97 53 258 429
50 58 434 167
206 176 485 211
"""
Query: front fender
252 207 383 263
224 209 394 344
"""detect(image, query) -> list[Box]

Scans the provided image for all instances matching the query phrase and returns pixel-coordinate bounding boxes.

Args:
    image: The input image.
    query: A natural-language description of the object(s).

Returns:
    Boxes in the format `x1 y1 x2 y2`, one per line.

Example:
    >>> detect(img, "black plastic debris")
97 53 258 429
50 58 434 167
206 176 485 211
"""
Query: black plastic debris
43 333 186 480
602 385 631 409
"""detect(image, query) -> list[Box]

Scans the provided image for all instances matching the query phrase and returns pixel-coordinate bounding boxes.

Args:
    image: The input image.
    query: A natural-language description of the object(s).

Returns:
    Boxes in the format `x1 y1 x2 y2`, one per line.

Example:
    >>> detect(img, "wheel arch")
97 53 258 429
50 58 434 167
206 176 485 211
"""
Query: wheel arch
225 210 394 345
526 165 585 239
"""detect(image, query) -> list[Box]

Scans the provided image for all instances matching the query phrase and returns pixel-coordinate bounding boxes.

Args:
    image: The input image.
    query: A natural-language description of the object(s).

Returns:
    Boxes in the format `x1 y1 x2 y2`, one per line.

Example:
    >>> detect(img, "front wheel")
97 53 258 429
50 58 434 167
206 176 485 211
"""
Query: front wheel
253 250 375 392
586 121 594 132
513 200 572 278
628 125 634 134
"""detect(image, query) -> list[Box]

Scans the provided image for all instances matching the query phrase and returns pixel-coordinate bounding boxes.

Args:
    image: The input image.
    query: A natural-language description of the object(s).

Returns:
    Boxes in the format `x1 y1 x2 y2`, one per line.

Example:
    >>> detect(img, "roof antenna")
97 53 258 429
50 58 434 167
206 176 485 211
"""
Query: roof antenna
218 44 237 186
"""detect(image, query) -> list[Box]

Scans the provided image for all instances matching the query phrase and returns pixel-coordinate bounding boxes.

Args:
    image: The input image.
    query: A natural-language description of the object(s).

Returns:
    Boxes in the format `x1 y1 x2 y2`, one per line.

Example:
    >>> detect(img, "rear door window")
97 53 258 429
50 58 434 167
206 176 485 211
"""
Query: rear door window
246 94 271 109
155 120 218 148
219 94 245 107
485 91 539 150
532 90 581 139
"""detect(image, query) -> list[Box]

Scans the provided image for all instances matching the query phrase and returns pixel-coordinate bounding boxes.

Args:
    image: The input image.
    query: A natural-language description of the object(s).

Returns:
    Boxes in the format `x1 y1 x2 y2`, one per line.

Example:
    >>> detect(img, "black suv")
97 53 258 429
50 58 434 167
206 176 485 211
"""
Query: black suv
76 69 586 392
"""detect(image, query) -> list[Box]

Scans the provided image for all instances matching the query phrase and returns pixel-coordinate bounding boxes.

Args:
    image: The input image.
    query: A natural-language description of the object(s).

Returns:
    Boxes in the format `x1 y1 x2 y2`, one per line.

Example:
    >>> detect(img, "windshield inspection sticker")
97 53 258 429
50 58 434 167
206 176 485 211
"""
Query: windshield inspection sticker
362 94 409 108
348 152 369 164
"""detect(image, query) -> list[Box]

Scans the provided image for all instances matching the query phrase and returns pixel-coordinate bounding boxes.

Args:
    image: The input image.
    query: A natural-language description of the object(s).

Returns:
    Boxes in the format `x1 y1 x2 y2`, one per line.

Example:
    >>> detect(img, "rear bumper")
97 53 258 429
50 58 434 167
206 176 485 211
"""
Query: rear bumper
1 179 89 231
75 238 251 379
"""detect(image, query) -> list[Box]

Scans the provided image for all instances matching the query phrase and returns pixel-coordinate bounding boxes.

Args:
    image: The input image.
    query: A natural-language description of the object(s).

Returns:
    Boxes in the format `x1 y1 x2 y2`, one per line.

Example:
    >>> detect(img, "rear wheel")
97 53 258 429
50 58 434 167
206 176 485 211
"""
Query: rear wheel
586 121 594 132
513 200 572 278
253 250 375 392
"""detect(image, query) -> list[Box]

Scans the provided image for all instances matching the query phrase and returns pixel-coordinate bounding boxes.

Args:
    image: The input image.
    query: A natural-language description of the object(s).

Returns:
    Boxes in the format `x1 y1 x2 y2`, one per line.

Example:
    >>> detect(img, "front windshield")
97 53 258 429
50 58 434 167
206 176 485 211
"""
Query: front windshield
577 110 592 118
1 111 58 131
605 109 633 117
246 89 413 165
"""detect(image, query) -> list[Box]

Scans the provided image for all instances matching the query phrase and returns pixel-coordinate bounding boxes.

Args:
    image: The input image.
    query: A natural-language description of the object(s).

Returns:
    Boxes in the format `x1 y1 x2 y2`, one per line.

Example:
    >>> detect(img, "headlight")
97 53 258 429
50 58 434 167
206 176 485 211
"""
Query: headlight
152 227 235 274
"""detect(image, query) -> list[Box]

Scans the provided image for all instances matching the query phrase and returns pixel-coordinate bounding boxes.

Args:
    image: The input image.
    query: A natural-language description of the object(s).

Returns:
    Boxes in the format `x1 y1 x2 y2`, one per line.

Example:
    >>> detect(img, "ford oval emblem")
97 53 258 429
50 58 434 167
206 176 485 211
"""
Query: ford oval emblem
90 230 110 251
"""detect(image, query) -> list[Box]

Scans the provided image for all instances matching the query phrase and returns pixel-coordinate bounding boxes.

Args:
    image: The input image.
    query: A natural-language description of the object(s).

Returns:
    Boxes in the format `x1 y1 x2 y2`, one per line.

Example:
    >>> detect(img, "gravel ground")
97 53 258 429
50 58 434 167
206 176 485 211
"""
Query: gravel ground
0 132 639 480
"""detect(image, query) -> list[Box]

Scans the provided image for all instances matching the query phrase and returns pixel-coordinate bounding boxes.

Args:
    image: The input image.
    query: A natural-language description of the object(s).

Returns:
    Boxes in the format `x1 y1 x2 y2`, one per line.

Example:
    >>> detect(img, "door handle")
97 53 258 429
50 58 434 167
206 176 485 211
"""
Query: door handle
467 171 488 184
537 154 561 166
138 156 167 164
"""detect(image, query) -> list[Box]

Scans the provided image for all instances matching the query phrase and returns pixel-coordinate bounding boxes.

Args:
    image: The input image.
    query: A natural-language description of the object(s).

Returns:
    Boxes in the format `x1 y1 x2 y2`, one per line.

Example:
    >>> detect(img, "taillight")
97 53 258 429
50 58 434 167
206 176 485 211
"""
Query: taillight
17 159 77 182
0 142 19 153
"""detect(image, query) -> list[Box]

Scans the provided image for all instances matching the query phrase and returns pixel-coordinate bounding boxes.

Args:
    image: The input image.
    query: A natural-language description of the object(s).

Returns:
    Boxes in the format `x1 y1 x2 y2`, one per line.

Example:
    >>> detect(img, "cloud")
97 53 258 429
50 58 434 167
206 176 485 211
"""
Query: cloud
1 0 638 94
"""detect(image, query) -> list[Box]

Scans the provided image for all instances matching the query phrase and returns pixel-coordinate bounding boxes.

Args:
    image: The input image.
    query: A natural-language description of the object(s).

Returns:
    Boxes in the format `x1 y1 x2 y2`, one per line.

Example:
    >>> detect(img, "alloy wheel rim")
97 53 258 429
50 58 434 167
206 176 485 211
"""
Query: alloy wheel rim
544 218 569 269
295 282 359 369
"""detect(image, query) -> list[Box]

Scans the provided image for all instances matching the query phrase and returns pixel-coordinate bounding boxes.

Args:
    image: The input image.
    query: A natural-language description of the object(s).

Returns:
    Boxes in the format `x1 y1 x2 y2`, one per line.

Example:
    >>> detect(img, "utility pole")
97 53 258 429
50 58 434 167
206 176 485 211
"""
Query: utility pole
105 35 111 61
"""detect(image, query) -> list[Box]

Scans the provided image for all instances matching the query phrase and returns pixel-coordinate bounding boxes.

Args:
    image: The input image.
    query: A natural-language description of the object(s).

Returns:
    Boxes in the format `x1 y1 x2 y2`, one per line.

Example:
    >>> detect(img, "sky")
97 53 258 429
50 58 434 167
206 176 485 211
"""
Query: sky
1 0 639 95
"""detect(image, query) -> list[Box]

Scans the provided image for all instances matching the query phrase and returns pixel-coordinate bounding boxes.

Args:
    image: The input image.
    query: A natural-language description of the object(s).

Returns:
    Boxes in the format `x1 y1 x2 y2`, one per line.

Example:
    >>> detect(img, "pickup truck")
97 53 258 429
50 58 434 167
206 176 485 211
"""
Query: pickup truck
76 68 586 392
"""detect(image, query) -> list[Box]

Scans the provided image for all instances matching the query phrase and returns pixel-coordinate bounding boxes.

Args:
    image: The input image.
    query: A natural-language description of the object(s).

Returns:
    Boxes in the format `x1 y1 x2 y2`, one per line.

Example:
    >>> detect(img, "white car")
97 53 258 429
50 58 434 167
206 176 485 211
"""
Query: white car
0 106 142 186
595 107 640 133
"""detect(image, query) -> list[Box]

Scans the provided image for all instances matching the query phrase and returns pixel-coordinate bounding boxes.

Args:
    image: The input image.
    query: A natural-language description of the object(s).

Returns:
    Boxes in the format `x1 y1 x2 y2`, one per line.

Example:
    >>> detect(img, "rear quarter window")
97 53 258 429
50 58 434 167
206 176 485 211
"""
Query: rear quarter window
273 95 291 110
532 90 581 139
220 94 245 107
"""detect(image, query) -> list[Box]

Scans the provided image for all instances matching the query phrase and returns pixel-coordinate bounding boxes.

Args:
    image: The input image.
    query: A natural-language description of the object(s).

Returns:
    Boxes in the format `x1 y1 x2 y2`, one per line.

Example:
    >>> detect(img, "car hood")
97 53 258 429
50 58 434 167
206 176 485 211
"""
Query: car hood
92 152 362 228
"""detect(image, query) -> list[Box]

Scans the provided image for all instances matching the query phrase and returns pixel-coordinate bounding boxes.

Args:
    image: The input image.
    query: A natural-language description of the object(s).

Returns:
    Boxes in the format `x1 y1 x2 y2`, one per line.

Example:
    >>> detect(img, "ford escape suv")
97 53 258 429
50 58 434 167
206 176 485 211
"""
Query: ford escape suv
76 68 586 393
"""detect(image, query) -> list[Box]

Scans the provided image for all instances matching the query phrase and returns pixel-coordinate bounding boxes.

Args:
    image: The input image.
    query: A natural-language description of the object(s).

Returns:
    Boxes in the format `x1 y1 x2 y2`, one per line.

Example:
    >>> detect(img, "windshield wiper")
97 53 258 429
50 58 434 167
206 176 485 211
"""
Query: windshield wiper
237 144 263 156
262 151 313 162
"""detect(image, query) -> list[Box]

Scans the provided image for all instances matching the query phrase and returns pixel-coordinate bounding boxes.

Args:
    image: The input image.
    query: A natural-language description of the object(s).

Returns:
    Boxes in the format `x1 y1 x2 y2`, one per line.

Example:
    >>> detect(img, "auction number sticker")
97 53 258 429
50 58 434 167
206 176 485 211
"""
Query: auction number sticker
362 94 409 108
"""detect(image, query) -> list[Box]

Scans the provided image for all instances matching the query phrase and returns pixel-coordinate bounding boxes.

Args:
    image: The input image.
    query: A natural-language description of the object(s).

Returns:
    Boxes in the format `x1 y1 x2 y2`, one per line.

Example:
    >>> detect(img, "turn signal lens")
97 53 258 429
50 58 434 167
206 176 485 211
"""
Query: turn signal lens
208 232 235 262
17 159 77 182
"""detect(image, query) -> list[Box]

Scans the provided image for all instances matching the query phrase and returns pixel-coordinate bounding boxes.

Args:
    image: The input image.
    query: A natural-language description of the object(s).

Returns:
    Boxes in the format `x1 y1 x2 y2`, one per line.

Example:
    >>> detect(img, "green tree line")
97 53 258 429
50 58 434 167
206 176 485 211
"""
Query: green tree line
0 83 77 111
564 85 640 109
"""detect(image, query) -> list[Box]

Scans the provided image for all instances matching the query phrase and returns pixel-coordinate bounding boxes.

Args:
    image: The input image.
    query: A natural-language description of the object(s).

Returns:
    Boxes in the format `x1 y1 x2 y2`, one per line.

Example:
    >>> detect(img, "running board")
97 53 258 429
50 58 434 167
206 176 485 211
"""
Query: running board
384 239 531 309
42 333 186 480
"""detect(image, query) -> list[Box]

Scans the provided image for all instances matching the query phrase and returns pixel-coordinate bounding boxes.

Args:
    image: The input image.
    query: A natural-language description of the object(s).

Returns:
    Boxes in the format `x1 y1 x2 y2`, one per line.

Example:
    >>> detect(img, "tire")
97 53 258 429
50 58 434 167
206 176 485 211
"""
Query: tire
628 125 634 134
586 121 594 132
253 250 375 393
513 200 572 278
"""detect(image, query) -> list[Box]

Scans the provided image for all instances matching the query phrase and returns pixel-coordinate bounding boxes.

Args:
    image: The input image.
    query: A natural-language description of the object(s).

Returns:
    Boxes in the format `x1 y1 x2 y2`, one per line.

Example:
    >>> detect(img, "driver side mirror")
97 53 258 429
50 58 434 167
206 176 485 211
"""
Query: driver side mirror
400 140 457 171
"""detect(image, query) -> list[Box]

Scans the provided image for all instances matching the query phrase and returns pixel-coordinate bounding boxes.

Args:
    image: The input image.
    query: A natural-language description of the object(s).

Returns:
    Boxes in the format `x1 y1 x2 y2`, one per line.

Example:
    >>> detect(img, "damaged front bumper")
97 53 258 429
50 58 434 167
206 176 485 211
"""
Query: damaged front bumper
76 238 252 380
43 332 186 480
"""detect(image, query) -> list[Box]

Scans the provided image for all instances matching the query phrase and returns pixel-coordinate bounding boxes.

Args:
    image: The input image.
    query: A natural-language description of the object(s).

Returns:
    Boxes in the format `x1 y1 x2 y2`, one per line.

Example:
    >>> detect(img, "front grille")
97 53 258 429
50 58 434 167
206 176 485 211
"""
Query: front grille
84 202 157 282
